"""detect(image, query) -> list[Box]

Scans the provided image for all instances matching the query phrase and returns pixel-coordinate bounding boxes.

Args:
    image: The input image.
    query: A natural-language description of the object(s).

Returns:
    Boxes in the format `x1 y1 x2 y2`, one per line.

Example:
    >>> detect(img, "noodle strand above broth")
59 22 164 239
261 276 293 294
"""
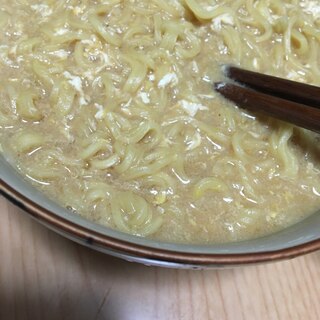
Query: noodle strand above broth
0 0 320 244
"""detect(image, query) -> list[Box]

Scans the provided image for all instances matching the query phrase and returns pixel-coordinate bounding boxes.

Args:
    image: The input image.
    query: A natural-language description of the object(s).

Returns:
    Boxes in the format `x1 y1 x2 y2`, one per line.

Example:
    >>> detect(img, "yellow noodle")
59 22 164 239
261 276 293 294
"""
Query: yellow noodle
79 139 110 160
90 154 120 170
111 191 163 236
10 131 44 154
193 177 228 200
270 125 299 178
1 0 320 244
16 91 42 121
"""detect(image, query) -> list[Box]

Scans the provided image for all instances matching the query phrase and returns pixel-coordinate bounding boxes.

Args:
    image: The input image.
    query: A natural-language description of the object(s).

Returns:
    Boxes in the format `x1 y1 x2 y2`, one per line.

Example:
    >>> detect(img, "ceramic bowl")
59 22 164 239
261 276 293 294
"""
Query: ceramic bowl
1 155 320 268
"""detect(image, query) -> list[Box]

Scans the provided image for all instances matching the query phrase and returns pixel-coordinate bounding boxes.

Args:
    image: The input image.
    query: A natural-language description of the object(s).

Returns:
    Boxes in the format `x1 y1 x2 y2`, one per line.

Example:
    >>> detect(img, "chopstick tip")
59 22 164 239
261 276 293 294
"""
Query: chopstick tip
221 64 229 75
214 82 226 91
221 64 241 77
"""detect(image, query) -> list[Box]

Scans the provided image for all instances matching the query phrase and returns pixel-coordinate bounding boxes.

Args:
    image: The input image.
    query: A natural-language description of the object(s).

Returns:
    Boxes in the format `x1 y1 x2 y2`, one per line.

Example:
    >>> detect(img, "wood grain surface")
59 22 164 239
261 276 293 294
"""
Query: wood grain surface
0 196 319 320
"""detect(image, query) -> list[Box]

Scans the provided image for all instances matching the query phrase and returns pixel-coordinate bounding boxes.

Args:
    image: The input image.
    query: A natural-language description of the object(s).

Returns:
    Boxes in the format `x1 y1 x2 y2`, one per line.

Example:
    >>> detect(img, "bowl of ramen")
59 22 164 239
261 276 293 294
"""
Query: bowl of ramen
1 0 320 268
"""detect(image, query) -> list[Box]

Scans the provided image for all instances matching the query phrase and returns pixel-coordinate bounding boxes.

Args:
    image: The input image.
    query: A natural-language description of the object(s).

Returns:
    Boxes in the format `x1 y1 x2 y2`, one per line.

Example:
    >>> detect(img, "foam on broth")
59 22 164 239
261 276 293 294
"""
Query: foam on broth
0 0 320 244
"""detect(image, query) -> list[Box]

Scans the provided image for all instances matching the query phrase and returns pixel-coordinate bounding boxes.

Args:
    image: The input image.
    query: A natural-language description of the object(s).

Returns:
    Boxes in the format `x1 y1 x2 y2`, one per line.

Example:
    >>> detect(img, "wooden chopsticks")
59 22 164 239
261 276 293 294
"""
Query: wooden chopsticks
214 65 320 133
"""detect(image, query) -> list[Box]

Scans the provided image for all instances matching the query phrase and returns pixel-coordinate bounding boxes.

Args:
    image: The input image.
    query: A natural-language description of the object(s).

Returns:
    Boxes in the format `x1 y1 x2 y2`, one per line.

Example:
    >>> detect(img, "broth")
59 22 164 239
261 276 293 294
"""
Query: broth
0 0 320 244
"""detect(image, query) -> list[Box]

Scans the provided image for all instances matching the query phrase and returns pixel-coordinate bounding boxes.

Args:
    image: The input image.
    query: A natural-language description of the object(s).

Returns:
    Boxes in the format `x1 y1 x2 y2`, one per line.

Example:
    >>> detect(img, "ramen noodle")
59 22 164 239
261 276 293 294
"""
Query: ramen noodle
0 0 320 244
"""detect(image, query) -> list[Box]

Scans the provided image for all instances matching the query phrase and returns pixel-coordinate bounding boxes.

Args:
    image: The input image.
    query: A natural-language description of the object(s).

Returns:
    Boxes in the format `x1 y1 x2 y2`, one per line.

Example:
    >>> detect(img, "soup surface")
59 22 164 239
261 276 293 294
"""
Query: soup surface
0 0 320 244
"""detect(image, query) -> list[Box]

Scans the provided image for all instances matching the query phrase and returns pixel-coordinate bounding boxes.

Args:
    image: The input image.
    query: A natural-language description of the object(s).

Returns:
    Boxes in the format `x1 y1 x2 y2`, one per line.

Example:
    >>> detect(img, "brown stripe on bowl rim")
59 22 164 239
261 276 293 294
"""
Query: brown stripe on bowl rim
1 178 320 267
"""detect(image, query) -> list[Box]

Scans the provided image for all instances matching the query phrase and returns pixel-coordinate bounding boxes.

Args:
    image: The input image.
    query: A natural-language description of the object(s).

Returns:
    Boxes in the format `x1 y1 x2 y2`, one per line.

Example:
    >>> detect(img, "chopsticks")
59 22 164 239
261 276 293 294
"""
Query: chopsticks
214 65 320 133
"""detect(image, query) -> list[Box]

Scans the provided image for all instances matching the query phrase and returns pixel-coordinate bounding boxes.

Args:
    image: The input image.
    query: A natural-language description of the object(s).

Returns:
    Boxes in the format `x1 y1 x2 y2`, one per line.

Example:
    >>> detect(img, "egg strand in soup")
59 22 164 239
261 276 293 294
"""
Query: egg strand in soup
0 0 320 244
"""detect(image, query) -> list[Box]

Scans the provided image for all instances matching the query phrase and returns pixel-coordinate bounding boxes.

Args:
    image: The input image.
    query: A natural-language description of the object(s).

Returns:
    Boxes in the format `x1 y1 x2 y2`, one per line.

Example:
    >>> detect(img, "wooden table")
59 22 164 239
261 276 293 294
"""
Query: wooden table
1 196 319 320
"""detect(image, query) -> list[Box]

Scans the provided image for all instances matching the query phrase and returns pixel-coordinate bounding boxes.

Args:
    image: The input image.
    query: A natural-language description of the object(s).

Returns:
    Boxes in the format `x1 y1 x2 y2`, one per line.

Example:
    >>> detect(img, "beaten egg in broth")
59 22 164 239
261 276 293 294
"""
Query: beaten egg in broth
0 0 320 244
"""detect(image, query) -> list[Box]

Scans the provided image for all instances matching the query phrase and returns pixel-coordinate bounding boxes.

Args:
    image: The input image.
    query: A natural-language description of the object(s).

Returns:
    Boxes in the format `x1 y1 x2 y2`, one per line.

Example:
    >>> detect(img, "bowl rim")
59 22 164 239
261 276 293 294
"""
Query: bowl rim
1 178 320 266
